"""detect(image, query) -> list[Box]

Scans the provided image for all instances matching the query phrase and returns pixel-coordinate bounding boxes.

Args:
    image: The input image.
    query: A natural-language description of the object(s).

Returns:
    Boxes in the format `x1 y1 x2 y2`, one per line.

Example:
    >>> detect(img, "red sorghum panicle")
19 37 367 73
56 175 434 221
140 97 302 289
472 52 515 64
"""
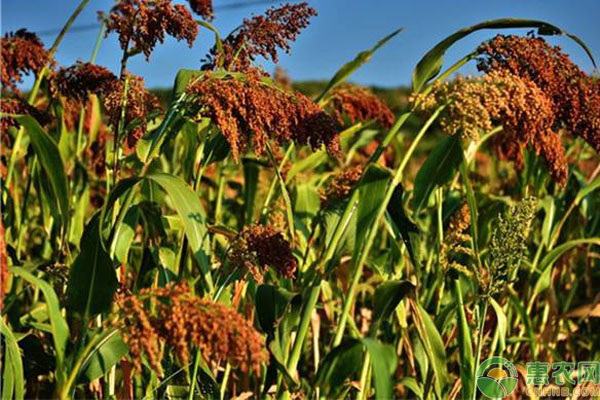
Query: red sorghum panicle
54 61 117 101
414 70 569 185
327 85 395 128
100 0 198 60
186 73 340 160
116 290 163 374
320 165 363 205
477 35 600 152
440 203 475 276
1 29 53 90
102 73 162 148
228 224 297 283
188 0 213 20
202 3 316 71
1 97 51 140
116 284 268 375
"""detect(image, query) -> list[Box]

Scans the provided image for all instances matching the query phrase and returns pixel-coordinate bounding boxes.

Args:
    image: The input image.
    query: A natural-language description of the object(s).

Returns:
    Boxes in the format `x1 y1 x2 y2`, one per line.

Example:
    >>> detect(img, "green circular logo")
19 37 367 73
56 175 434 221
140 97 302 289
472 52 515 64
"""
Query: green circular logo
476 357 518 398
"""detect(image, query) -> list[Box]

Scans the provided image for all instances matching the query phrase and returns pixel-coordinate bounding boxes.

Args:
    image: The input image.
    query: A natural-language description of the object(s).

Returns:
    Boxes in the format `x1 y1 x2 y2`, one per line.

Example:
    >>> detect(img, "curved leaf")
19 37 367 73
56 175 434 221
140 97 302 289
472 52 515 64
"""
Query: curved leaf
355 164 392 250
371 280 414 333
412 136 463 213
255 285 299 337
387 184 419 267
67 214 118 317
361 338 397 400
412 18 597 92
82 331 128 382
0 318 24 400
316 28 403 102
14 115 70 228
315 339 363 397
531 238 600 301
411 301 449 398
10 267 69 385
146 173 213 290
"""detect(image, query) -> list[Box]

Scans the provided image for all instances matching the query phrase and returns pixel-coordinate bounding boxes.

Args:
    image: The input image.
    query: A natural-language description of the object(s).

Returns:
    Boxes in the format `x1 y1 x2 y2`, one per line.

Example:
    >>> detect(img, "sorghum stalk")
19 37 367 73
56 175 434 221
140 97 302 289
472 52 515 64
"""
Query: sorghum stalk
333 106 445 346
5 0 92 189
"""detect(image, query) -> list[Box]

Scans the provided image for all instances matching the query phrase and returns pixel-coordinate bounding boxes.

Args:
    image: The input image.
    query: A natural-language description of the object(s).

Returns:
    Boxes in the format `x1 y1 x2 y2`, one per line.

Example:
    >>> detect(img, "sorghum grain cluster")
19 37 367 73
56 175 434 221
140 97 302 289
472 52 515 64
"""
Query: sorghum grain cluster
186 73 341 160
228 224 297 283
202 3 316 71
100 0 198 60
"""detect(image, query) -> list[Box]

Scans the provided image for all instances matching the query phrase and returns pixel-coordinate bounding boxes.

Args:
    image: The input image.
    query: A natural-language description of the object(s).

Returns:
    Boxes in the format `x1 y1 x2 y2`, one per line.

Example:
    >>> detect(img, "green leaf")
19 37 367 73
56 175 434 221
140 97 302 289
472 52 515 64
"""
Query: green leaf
286 123 364 182
454 280 474 400
255 285 299 337
399 377 423 399
14 115 70 228
0 319 25 400
531 238 600 301
575 174 600 204
146 173 213 290
387 185 419 267
82 331 128 382
489 297 507 352
201 132 230 166
412 18 596 92
67 214 118 317
412 136 463 213
10 267 70 386
361 338 397 400
355 164 392 250
316 28 403 102
197 21 223 68
315 339 363 397
173 69 204 99
371 280 414 333
113 206 139 263
412 301 449 398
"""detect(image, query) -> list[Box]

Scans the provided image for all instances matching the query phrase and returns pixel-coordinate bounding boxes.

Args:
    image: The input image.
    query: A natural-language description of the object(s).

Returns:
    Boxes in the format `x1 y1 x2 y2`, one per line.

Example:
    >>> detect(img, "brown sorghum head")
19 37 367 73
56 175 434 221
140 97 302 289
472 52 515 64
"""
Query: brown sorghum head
186 73 340 160
320 165 363 205
188 0 213 20
477 35 600 153
202 3 316 71
116 283 268 375
115 290 163 373
1 97 52 141
414 70 569 186
1 29 53 90
54 61 117 101
440 203 474 276
102 73 162 149
327 85 395 129
228 224 297 283
100 0 197 60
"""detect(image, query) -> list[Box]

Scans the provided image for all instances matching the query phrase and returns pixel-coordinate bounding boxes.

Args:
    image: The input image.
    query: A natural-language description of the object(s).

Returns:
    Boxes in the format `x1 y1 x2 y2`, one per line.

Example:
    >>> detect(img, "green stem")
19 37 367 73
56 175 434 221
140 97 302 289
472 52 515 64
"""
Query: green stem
59 328 119 400
287 283 321 374
260 144 294 218
4 0 92 189
188 349 202 400
220 363 231 400
472 300 488 400
358 353 372 400
333 106 444 347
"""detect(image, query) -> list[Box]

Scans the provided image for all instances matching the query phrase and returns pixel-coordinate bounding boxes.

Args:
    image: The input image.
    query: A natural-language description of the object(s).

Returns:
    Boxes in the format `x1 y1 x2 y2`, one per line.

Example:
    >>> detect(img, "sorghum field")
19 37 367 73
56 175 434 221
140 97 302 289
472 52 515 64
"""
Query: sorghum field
1 1 600 399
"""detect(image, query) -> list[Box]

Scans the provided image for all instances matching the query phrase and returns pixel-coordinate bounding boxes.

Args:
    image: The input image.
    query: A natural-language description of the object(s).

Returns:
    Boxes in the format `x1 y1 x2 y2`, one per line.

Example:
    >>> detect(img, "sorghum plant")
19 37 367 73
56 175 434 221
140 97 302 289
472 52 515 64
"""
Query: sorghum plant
1 2 599 399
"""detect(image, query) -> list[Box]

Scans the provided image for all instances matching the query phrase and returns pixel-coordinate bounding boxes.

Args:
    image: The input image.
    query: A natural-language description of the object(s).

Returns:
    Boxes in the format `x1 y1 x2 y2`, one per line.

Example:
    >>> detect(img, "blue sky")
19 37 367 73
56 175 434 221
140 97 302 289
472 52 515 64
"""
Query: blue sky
2 0 599 89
